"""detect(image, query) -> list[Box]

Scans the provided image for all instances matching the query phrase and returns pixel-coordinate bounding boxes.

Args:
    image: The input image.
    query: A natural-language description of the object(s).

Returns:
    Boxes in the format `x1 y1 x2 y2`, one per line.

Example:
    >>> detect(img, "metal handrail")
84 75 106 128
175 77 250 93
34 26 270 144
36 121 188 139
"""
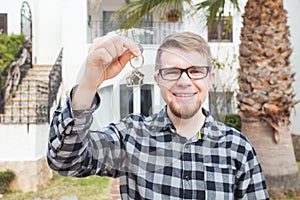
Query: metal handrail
0 44 63 124
0 40 32 113
47 48 63 122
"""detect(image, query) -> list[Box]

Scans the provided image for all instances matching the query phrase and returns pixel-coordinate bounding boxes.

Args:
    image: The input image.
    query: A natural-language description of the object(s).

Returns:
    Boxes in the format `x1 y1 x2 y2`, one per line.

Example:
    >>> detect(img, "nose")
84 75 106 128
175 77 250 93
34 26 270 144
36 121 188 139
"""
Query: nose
177 71 192 86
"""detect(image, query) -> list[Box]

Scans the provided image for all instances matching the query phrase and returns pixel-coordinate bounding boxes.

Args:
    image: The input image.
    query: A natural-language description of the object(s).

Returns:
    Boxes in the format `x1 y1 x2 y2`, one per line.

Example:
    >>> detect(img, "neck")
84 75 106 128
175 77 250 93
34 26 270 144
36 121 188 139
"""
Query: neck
167 107 206 139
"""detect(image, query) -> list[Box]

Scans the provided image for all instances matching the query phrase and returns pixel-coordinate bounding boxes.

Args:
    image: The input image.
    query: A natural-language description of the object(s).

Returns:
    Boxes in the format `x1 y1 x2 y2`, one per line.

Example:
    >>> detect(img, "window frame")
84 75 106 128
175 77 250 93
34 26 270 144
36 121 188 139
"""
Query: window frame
207 16 233 43
0 13 7 34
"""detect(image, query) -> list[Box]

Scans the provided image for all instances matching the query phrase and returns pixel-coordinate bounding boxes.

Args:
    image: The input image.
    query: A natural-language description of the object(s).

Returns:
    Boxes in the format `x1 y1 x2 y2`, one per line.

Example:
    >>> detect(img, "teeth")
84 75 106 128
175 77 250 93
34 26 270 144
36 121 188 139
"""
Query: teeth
175 93 194 97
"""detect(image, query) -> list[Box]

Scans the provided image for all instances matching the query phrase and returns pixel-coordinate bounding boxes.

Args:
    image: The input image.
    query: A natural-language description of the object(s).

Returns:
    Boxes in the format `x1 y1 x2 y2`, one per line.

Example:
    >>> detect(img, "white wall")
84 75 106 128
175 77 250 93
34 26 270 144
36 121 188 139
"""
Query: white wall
0 0 63 65
0 0 30 34
61 0 88 92
33 0 62 64
0 124 49 161
285 0 300 135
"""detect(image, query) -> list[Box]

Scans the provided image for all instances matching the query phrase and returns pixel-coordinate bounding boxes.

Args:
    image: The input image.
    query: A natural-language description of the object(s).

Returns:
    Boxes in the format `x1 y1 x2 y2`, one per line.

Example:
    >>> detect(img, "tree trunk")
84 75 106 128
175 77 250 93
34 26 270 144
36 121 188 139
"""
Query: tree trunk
242 120 300 190
238 0 300 191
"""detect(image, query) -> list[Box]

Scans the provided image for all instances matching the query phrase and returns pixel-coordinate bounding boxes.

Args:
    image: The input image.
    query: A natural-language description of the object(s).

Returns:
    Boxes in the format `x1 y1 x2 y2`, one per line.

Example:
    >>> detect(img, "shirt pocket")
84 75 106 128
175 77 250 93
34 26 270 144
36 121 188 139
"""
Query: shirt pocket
203 163 237 199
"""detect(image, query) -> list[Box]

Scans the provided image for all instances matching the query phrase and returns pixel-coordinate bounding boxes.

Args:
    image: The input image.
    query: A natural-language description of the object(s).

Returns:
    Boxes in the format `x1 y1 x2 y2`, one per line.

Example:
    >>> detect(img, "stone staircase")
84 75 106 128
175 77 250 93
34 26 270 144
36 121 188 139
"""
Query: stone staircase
0 64 52 124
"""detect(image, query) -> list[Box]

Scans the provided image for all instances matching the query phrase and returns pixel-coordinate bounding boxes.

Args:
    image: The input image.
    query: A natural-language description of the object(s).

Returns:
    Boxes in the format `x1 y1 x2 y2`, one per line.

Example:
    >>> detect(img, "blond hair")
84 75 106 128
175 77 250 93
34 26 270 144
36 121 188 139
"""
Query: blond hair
155 32 212 71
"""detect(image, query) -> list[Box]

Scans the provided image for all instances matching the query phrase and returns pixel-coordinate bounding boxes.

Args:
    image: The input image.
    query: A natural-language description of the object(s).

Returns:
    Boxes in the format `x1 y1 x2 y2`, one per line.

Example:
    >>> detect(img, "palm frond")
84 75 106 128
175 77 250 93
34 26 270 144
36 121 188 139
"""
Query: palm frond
195 0 240 27
112 0 192 30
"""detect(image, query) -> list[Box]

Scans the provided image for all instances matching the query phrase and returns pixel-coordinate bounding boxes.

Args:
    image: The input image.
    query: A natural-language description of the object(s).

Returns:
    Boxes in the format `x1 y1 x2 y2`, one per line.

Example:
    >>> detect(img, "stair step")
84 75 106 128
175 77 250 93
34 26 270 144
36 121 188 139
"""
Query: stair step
19 82 48 89
27 64 52 72
12 92 48 99
15 91 48 95
0 63 58 124
25 72 50 77
4 105 47 110
4 108 47 115
32 64 52 68
22 77 49 82
18 86 48 93
8 98 48 106
10 97 48 102
19 82 48 87
0 113 47 124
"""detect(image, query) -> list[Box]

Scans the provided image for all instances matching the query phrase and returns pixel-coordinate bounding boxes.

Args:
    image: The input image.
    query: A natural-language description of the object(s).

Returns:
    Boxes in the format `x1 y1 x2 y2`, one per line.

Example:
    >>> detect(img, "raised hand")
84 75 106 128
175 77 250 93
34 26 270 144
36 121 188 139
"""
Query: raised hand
83 34 141 90
73 34 140 109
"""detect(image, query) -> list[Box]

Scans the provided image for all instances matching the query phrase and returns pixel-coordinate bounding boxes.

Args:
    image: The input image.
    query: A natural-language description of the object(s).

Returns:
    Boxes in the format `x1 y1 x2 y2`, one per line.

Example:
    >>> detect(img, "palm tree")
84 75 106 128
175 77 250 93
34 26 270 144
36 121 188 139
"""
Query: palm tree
112 0 192 29
236 0 299 192
112 0 300 193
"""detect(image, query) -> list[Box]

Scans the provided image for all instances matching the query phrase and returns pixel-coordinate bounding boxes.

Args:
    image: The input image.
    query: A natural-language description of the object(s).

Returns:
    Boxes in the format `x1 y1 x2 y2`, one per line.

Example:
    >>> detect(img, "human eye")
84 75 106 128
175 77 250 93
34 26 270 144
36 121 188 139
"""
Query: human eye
189 67 206 75
162 68 180 76
161 68 180 79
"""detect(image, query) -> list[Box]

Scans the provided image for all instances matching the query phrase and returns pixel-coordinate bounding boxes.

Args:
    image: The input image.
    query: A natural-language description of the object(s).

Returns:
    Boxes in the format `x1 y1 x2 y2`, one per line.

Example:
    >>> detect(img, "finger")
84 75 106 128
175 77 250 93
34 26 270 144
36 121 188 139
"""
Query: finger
89 35 140 63
90 35 124 59
122 36 141 56
89 37 105 53
117 49 133 67
88 48 113 66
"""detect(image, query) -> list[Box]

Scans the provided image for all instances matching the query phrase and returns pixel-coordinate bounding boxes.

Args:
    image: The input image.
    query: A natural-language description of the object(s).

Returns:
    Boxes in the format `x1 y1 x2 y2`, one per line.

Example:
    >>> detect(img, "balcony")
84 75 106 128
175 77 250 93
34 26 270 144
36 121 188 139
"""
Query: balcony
87 20 184 44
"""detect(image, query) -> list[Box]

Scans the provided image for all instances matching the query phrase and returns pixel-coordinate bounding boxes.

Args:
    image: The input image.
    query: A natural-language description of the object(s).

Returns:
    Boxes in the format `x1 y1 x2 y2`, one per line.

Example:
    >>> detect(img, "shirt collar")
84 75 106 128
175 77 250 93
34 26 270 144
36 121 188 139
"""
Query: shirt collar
201 108 226 142
155 106 176 133
152 106 226 142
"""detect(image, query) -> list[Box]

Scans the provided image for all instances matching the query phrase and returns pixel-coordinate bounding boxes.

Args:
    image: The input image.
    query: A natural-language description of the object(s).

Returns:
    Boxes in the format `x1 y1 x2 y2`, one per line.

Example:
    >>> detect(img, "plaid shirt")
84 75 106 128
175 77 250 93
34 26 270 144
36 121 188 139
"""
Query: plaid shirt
47 90 269 200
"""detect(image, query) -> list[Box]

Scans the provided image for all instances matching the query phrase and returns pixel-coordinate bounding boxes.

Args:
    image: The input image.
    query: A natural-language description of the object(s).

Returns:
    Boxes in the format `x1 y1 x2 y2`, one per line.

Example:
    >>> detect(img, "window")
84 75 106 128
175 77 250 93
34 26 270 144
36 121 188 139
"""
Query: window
209 91 234 122
119 84 154 118
97 84 155 122
0 14 7 34
103 11 117 35
208 17 232 42
120 85 133 119
140 84 153 116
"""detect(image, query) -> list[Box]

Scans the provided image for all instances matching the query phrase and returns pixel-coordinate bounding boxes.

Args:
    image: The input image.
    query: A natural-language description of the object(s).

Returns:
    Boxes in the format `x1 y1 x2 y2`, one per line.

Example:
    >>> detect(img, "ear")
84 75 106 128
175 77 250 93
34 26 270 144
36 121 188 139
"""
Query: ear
154 74 159 85
210 71 215 81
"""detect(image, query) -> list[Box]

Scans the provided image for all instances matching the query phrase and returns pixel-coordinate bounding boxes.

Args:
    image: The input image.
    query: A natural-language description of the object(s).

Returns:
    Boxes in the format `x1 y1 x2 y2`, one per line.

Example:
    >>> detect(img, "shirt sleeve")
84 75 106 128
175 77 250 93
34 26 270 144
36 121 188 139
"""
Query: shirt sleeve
235 145 269 199
47 86 125 178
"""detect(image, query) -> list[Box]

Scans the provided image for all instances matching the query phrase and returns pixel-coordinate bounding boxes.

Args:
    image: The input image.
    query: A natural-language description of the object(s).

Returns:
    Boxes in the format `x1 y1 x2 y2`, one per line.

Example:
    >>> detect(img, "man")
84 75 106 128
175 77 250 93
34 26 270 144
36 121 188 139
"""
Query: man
47 32 269 199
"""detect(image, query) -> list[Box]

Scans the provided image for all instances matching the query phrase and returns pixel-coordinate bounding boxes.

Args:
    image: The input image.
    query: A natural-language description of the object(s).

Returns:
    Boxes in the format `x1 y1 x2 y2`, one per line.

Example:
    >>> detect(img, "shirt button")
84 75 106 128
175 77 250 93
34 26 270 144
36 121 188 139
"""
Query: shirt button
185 175 190 181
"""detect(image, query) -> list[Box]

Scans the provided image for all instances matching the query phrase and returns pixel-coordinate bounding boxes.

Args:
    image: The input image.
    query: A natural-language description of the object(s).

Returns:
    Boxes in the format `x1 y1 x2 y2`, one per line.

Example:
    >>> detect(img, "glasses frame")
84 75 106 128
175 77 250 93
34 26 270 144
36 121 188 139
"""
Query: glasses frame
158 66 211 81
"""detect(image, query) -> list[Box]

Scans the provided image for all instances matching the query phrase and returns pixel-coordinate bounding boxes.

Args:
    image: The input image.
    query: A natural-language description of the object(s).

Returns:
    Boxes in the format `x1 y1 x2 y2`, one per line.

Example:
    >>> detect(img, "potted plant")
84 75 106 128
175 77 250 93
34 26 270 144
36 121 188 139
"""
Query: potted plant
167 9 181 22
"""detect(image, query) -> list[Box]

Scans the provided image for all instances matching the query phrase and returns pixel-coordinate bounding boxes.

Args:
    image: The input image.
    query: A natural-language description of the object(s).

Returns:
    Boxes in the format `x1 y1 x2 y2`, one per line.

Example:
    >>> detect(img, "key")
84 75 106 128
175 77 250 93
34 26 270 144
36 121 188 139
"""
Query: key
126 44 145 87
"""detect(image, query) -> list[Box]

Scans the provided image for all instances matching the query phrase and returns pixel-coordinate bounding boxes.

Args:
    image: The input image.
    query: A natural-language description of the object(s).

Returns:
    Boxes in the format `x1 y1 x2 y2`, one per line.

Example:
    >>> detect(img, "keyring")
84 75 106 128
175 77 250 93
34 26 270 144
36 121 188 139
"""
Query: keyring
130 54 144 69
126 43 145 87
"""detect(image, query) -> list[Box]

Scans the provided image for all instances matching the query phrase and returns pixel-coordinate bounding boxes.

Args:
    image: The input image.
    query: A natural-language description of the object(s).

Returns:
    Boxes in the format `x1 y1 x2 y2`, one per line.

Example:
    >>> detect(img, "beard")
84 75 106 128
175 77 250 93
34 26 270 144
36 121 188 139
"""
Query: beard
168 99 202 119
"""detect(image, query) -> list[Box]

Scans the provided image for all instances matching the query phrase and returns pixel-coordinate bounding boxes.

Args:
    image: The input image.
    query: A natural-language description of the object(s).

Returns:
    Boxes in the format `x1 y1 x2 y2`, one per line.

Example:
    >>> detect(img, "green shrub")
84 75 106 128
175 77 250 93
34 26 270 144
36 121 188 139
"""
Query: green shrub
0 169 15 194
224 114 241 131
0 33 26 92
0 33 26 72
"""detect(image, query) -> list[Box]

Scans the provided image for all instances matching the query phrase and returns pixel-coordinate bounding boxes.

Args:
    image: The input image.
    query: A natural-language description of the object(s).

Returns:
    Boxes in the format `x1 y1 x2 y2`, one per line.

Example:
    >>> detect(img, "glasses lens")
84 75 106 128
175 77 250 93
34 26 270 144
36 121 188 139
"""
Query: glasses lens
161 68 181 80
188 67 208 79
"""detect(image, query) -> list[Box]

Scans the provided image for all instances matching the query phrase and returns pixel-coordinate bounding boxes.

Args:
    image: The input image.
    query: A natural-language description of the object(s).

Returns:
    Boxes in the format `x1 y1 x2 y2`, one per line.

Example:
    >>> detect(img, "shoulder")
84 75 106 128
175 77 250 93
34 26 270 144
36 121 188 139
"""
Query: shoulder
221 121 254 151
203 110 254 154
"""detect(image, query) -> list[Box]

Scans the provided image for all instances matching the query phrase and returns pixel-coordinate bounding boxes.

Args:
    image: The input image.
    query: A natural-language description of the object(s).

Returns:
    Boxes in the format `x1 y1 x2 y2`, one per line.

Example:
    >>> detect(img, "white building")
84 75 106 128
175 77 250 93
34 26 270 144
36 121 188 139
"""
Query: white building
0 0 299 192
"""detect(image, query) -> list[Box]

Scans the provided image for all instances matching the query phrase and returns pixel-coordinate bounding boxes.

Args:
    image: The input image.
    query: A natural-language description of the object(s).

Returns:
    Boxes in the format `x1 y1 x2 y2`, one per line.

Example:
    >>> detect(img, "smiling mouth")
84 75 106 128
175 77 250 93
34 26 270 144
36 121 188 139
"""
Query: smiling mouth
173 93 195 97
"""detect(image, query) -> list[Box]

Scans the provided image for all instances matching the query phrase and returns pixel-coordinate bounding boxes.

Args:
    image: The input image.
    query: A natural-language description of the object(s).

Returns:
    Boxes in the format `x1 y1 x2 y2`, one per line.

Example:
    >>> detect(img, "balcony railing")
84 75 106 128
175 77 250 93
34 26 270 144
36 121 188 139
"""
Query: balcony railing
87 21 184 44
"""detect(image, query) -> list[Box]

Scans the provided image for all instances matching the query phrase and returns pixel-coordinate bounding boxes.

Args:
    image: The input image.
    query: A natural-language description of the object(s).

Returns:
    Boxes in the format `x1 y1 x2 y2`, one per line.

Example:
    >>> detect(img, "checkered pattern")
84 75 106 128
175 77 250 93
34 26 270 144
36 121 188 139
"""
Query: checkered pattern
47 89 269 200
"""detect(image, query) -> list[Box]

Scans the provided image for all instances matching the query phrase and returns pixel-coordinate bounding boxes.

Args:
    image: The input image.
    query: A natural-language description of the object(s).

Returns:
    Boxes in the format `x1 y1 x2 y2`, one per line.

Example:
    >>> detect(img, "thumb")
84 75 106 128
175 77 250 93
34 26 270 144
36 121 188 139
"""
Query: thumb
118 49 133 67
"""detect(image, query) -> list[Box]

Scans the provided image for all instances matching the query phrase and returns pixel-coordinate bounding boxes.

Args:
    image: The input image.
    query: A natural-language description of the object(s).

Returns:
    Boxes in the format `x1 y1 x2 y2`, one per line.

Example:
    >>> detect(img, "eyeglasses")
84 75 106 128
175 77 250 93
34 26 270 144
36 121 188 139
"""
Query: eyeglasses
158 66 210 81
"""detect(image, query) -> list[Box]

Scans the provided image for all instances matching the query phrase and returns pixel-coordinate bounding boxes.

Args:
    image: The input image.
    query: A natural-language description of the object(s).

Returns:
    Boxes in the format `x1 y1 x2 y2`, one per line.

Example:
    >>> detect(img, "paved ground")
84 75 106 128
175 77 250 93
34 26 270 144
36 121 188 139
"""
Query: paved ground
110 178 121 200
